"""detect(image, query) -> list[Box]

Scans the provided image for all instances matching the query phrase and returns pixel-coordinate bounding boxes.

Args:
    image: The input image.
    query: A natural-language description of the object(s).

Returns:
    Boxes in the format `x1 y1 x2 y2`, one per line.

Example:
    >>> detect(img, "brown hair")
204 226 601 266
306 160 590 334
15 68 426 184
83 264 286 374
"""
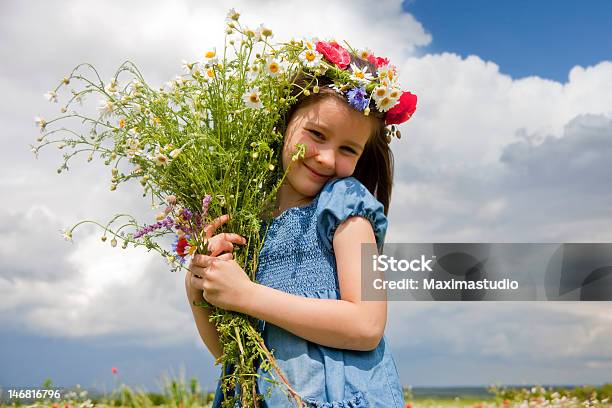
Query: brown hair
278 60 394 215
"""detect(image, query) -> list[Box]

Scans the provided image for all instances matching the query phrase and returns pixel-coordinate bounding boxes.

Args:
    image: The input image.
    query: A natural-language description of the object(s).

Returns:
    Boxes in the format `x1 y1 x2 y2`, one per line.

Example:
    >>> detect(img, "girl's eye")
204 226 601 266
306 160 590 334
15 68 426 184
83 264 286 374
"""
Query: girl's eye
307 129 357 154
308 129 324 140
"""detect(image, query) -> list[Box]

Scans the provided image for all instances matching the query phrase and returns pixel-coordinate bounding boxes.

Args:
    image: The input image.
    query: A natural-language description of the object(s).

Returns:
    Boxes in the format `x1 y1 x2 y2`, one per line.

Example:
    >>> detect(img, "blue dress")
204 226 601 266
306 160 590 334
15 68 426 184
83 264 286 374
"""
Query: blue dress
212 177 405 407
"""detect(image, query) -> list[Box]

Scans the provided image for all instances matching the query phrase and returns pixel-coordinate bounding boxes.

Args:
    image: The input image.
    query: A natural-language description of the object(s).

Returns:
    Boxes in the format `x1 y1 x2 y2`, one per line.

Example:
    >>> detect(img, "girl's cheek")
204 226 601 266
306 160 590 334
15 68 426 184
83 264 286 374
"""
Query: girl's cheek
302 140 319 159
336 158 358 178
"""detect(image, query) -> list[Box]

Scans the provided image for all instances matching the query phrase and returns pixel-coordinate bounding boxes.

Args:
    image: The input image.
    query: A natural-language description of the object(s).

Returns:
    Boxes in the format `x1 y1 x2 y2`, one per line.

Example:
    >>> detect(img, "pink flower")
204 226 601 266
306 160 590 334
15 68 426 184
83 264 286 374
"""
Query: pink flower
111 366 118 375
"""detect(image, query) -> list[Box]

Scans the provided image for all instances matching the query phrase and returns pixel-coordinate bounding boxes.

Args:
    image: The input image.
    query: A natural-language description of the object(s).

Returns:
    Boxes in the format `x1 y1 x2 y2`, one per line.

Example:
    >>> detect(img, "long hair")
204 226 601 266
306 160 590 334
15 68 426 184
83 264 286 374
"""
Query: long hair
277 59 394 215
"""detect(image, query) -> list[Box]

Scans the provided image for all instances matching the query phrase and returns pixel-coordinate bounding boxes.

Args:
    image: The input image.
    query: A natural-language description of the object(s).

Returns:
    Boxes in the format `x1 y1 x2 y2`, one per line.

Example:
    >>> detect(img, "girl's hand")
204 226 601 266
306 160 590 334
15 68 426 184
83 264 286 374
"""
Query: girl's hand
203 214 247 257
189 213 247 278
190 256 254 312
187 213 252 311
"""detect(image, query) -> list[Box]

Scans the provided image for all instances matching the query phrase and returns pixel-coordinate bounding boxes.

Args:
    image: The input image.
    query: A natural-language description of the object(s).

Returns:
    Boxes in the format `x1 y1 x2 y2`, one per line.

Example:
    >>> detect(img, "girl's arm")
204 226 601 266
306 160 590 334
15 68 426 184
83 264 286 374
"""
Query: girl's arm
185 214 247 360
185 271 223 360
244 216 386 351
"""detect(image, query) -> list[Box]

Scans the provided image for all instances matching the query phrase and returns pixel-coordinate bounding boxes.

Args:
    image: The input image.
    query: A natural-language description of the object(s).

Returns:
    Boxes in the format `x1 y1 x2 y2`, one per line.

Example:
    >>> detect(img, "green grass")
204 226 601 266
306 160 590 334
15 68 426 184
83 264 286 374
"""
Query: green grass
1 380 611 407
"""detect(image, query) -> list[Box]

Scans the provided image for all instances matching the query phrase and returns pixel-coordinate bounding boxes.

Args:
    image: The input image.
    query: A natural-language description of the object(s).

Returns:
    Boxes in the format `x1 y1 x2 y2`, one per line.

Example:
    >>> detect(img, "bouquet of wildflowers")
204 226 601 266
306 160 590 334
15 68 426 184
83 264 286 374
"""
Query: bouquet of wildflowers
32 8 416 407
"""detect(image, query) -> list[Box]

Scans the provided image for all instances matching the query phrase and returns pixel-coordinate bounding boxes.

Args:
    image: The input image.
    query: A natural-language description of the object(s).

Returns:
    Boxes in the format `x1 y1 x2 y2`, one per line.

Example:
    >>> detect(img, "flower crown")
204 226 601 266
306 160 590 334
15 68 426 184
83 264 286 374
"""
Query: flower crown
297 39 417 143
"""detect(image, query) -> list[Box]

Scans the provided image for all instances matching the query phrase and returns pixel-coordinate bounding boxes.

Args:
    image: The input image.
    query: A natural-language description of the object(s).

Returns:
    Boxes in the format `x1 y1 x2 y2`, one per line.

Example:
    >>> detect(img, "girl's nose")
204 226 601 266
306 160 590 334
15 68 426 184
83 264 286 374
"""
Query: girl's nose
315 148 335 170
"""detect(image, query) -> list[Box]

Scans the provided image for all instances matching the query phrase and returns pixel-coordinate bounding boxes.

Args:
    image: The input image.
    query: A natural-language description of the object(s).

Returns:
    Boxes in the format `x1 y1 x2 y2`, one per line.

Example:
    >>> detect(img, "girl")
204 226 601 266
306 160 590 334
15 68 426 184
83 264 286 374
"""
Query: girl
186 55 415 407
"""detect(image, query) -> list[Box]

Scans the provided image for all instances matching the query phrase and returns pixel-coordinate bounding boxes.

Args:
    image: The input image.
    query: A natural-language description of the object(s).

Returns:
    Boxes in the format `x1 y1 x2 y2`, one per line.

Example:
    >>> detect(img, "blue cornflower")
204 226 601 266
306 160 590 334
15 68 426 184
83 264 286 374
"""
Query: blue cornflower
346 86 369 112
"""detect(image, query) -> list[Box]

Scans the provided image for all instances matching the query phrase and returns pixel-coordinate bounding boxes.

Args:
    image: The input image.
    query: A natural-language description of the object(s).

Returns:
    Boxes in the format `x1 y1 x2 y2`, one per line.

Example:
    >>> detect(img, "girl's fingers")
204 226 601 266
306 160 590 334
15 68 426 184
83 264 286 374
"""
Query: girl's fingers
218 253 233 261
218 233 247 245
204 214 231 239
190 274 203 290
191 254 212 268
207 232 247 256
209 241 234 257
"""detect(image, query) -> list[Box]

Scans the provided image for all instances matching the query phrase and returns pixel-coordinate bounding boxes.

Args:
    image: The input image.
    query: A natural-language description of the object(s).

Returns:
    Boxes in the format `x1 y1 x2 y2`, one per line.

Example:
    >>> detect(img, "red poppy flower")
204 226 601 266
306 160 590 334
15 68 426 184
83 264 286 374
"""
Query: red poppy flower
385 91 417 125
315 41 351 69
111 366 118 375
367 54 390 68
176 237 189 257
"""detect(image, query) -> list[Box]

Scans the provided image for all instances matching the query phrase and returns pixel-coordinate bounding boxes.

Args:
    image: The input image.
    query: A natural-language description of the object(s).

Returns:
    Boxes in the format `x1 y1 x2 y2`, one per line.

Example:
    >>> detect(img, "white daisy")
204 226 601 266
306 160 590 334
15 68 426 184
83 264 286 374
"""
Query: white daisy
377 65 398 84
349 63 374 84
388 87 401 100
259 24 273 38
126 139 142 158
226 8 240 22
375 95 400 113
242 87 264 109
244 26 262 42
98 99 114 119
44 91 58 103
105 79 118 95
299 49 322 68
264 57 282 77
303 37 320 50
371 86 389 103
34 116 47 130
204 48 218 65
61 229 73 242
151 152 170 166
357 48 372 61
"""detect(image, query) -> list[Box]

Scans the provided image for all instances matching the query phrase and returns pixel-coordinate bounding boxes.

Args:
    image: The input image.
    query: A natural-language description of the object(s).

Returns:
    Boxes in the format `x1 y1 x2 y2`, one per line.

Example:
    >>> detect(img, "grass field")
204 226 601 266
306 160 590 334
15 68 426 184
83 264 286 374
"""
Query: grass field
1 381 610 407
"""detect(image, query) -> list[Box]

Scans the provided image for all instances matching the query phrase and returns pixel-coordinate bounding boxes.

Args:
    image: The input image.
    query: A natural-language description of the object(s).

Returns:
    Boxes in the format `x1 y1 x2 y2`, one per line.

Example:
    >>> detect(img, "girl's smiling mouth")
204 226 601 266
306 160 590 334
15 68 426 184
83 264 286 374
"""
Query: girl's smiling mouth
303 162 333 181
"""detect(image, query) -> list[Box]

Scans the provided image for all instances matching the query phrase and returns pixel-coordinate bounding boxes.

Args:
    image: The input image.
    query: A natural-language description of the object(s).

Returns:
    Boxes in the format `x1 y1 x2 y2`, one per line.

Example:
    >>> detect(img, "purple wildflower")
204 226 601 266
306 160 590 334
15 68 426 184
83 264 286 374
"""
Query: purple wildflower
346 86 369 112
134 216 175 238
202 195 212 216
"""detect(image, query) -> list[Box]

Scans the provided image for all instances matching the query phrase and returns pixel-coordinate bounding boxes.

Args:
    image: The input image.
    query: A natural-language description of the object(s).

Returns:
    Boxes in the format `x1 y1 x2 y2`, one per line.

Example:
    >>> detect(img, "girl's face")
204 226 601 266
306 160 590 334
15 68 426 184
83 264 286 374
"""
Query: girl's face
280 95 374 203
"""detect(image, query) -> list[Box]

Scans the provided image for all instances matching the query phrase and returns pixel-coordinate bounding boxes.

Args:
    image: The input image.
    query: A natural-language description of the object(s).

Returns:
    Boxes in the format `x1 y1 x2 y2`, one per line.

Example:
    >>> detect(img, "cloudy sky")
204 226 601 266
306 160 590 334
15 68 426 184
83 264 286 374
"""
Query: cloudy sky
1 0 611 393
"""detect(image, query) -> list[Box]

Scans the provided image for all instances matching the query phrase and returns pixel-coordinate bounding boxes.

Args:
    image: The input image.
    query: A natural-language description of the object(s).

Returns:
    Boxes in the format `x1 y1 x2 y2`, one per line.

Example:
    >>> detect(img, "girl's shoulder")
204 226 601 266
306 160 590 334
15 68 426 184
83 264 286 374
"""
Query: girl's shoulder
315 176 388 252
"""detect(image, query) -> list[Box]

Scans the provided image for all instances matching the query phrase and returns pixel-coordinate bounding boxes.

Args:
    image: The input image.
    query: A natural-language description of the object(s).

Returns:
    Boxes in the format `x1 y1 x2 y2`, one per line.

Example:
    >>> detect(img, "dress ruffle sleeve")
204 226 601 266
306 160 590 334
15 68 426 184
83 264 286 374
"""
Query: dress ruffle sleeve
315 177 388 253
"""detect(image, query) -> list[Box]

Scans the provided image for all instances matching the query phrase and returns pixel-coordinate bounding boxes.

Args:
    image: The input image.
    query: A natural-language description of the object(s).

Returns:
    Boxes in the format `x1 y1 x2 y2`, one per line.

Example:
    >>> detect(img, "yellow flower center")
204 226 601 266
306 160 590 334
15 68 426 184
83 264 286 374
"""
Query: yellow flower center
375 88 387 97
305 51 316 62
207 69 214 78
269 62 279 73
249 94 259 103
205 50 216 59
119 118 126 128
360 51 369 59
355 72 364 79
389 90 400 98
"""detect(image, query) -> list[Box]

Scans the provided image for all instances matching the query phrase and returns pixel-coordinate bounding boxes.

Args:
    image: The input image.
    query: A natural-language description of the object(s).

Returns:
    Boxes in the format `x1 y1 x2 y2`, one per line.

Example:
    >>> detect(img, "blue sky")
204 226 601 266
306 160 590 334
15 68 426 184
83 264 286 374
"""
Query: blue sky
403 0 612 82
2 0 612 396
